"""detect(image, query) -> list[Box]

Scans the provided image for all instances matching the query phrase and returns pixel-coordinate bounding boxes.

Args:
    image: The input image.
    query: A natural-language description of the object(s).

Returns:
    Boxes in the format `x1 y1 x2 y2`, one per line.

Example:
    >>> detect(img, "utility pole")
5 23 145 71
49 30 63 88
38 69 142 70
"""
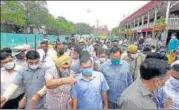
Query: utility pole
96 19 99 39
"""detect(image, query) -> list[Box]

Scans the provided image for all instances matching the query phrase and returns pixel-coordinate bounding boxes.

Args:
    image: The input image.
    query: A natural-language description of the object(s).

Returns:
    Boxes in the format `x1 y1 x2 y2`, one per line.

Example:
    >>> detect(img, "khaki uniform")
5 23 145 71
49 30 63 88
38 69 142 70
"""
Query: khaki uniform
121 53 144 80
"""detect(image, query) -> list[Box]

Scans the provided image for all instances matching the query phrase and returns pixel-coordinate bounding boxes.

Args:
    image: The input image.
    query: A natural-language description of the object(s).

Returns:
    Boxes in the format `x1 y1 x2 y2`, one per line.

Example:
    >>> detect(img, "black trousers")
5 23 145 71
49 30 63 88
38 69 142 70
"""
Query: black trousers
2 93 24 109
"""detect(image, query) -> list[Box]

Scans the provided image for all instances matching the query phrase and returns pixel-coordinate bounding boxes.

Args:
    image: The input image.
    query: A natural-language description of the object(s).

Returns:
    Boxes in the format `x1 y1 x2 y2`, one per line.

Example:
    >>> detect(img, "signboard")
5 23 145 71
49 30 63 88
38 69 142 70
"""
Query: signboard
152 26 166 31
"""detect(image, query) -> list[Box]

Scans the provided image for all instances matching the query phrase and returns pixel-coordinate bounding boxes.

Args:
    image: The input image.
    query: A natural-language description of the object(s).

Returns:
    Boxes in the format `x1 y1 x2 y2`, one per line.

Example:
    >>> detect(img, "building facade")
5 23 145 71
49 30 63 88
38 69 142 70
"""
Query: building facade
119 1 179 45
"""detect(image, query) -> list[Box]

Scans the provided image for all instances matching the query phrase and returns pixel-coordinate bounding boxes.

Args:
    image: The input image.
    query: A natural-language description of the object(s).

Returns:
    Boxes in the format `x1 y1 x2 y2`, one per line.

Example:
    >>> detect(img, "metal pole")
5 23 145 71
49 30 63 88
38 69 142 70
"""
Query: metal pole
25 37 27 44
35 35 36 50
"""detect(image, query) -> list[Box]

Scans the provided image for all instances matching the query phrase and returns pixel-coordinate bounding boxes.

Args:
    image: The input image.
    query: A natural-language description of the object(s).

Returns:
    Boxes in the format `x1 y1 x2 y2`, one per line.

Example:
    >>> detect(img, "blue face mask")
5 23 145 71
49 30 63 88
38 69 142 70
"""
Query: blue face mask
81 68 93 76
111 59 120 66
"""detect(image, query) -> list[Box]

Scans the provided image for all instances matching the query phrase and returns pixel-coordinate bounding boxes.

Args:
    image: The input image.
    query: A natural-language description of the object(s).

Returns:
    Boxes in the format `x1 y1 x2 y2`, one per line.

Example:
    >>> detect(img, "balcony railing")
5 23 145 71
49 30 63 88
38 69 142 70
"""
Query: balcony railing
168 18 179 27
131 22 154 31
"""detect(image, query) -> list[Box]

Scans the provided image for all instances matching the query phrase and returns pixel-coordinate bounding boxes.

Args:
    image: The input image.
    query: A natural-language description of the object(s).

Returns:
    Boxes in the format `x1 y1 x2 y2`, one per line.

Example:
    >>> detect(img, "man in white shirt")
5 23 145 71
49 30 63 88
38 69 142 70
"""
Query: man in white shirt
1 50 46 109
0 52 24 109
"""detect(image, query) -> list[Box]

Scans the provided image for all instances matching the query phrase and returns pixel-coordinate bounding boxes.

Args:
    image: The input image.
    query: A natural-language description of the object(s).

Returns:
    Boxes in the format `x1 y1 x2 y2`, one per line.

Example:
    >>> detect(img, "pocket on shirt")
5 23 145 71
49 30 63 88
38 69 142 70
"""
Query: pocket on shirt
117 79 127 93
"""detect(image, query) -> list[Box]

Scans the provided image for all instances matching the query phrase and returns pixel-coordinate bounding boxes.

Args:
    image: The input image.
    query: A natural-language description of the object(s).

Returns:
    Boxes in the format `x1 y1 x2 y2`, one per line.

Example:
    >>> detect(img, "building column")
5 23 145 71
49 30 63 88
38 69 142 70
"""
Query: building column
154 8 158 24
138 17 140 26
147 11 150 28
130 21 132 29
142 15 144 26
134 19 136 27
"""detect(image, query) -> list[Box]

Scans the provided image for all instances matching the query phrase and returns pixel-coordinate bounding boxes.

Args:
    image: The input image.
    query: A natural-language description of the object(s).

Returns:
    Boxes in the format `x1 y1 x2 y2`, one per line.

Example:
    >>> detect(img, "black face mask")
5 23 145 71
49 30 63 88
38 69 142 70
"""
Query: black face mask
58 50 64 56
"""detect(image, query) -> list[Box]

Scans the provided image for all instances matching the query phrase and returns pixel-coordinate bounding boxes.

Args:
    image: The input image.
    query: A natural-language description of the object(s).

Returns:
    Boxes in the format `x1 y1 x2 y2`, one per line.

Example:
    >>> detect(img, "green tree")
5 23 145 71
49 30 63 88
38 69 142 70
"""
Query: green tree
1 1 25 25
75 23 93 34
20 1 49 26
111 27 120 36
155 16 167 27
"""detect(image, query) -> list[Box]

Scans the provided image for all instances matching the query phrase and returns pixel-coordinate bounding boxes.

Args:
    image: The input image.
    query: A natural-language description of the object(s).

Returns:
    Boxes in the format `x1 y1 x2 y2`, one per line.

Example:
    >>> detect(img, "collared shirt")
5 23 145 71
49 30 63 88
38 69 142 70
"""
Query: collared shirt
1 67 24 100
71 59 81 74
157 76 179 109
100 60 133 104
71 71 109 109
45 68 74 109
13 66 46 109
119 79 159 109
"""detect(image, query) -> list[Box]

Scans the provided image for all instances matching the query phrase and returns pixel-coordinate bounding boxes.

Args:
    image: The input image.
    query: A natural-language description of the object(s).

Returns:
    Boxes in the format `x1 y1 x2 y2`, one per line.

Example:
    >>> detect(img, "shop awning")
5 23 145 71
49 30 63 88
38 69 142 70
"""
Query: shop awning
141 28 153 32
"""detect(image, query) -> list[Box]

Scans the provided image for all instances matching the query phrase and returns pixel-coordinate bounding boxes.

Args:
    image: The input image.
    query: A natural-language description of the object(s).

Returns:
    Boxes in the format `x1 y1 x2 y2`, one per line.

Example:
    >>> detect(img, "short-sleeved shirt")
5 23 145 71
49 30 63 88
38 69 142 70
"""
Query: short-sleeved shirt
71 71 109 109
45 68 74 109
119 79 159 109
1 68 24 100
13 66 46 109
100 60 133 104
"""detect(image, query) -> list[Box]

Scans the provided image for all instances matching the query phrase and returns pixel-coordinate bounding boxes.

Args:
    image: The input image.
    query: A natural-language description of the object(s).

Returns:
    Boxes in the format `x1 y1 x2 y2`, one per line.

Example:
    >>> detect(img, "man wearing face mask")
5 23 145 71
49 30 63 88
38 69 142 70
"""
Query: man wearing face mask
121 45 144 80
72 51 109 109
52 43 66 62
157 60 179 109
100 46 133 109
0 52 25 109
168 33 179 53
119 58 171 109
45 55 76 109
94 48 108 71
1 50 46 109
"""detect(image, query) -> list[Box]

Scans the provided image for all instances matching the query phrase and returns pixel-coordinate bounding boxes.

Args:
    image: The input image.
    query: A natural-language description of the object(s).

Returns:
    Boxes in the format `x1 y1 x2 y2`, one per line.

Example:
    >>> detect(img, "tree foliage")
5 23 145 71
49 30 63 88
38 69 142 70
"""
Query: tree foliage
111 27 120 36
75 23 93 34
1 1 25 25
1 1 93 35
155 16 167 27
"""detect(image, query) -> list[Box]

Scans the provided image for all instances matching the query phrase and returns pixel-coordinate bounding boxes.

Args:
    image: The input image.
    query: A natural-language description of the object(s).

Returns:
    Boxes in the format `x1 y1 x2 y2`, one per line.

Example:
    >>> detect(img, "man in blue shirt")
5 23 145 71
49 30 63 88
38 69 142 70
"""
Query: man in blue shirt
168 32 179 53
72 51 109 109
100 46 133 109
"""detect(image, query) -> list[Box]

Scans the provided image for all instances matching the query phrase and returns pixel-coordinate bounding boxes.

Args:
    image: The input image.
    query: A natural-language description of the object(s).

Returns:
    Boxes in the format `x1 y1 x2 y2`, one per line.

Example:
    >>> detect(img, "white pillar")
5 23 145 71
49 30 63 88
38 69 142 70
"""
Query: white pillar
147 11 150 27
154 8 158 24
166 1 171 24
163 1 171 46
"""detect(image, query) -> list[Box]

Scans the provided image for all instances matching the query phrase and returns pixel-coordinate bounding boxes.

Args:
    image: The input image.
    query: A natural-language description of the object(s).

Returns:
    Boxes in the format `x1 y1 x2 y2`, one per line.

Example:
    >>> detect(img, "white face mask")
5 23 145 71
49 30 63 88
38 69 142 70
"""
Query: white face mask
99 58 106 63
3 62 15 70
29 64 39 70
131 54 138 59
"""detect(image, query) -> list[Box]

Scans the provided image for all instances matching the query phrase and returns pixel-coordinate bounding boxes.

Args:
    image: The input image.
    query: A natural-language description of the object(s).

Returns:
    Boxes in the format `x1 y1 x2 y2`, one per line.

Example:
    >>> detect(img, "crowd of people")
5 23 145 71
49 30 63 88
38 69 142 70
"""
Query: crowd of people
0 32 179 109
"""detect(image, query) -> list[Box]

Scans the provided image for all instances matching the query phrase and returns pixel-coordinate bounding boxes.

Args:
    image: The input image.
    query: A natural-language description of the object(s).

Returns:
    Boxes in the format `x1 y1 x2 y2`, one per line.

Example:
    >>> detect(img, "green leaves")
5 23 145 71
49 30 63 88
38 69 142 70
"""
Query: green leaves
75 23 93 34
155 16 167 27
1 1 25 25
1 1 93 35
